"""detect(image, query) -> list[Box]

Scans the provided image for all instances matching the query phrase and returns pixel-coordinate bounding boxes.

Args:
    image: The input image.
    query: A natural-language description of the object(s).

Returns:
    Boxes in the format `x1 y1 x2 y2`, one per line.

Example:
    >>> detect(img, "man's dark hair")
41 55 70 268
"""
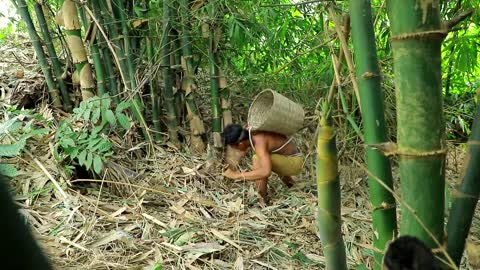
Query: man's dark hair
221 124 249 145
383 235 440 270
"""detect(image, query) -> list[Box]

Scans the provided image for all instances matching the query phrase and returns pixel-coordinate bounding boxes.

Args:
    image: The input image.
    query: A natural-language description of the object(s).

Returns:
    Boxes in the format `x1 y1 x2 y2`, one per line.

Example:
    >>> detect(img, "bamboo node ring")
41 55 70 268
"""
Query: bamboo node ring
391 29 448 41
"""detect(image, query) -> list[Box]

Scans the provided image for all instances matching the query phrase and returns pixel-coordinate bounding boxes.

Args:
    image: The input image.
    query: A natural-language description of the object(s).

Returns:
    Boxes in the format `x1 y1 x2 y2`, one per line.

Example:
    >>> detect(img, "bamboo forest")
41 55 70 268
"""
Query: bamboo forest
0 0 479 269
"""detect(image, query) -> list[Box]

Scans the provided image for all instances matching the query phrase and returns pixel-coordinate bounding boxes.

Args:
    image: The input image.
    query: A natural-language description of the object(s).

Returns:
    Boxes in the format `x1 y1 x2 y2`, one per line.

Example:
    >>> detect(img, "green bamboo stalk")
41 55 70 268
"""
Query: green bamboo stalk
14 0 62 108
316 115 347 270
90 0 120 104
77 4 107 96
171 27 185 125
179 0 205 153
33 2 72 111
129 1 144 59
216 53 232 127
209 26 222 148
147 17 161 141
162 0 179 143
112 0 137 93
100 1 129 93
386 0 446 248
111 0 149 140
349 1 397 268
446 95 480 266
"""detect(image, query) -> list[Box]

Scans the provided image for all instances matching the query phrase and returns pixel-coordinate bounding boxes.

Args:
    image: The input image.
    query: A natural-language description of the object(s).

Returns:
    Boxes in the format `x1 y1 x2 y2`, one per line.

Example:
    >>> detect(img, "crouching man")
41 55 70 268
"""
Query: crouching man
221 124 304 205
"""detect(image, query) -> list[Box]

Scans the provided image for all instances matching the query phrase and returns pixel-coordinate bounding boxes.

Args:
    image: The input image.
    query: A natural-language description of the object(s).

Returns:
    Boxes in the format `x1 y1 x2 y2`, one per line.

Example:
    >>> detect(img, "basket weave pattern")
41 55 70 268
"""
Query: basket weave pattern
248 89 305 136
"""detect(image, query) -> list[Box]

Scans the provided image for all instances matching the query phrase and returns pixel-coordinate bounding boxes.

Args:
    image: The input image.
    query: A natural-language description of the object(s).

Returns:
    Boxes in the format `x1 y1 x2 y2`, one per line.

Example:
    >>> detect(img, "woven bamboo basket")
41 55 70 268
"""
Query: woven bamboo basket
247 89 305 136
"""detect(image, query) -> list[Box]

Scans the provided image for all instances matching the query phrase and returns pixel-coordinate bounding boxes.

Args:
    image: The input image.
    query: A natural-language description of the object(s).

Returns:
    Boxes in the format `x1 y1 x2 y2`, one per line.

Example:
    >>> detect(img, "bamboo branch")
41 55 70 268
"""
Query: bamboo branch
327 6 361 112
444 9 474 30
260 0 334 7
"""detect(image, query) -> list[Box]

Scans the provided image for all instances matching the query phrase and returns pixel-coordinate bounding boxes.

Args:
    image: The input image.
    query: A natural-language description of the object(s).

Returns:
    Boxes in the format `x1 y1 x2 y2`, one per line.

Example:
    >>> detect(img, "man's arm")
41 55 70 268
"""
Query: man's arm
223 136 272 181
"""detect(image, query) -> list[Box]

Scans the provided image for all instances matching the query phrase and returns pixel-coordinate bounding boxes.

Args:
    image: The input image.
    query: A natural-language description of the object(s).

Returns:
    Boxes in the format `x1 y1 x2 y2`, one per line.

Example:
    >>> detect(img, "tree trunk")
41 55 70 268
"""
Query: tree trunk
112 0 149 140
16 0 62 108
386 0 446 250
77 4 107 97
179 0 206 153
209 26 223 148
33 2 71 111
446 91 480 266
146 5 161 141
55 0 95 101
100 0 128 97
349 1 397 268
162 0 179 143
90 0 120 104
217 53 232 127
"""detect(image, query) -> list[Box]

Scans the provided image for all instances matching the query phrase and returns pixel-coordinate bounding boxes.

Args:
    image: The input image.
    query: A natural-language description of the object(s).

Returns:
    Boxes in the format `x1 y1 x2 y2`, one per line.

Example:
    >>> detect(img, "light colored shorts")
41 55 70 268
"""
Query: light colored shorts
253 153 304 176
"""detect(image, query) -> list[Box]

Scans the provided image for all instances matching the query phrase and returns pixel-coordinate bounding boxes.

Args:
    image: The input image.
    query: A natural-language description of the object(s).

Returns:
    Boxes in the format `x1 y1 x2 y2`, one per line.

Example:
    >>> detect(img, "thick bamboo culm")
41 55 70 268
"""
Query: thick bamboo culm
77 4 107 97
179 0 206 153
387 0 446 257
33 2 72 111
162 0 179 143
349 0 397 268
55 0 95 101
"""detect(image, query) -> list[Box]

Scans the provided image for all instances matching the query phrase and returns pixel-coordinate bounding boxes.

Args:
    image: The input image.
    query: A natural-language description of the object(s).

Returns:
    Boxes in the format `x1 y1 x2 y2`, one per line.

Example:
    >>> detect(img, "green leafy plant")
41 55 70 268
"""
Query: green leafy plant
0 108 50 177
54 95 132 175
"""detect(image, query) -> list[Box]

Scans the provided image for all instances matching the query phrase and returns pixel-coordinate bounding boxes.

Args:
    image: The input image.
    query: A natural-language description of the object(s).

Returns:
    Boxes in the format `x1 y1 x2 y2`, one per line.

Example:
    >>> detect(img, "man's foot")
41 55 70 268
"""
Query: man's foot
281 176 294 188
258 194 269 208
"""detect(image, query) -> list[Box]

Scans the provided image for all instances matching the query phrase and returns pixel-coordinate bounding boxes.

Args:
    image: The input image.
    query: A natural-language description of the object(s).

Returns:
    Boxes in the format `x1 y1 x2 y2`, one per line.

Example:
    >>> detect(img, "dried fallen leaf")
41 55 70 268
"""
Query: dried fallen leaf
182 242 225 254
233 255 244 270
210 228 242 251
466 241 480 268
88 230 134 248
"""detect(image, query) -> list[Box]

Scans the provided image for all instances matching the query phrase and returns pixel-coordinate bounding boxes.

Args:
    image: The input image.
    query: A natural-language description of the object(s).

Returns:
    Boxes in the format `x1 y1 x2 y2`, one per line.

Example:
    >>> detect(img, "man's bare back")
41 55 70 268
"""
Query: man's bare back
250 131 299 156
221 124 304 205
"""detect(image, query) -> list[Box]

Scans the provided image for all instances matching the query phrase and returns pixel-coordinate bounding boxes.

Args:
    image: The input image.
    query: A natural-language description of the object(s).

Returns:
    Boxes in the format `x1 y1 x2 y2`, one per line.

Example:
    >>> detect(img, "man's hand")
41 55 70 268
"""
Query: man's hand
222 168 240 180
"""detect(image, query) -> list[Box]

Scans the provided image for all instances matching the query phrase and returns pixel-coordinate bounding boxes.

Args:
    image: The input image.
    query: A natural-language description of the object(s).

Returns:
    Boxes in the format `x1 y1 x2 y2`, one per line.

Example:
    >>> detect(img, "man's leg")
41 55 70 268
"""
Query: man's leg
252 156 268 205
270 154 303 188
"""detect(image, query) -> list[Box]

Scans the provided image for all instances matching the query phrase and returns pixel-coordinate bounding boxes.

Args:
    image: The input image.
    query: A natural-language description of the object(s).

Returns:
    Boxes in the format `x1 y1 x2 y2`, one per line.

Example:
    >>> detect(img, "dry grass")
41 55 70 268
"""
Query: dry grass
6 134 477 270
1 36 479 270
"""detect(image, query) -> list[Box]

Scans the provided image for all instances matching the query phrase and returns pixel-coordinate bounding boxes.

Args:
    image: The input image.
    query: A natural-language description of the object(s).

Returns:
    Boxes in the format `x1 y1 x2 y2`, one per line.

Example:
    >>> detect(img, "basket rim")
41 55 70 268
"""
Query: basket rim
247 88 276 128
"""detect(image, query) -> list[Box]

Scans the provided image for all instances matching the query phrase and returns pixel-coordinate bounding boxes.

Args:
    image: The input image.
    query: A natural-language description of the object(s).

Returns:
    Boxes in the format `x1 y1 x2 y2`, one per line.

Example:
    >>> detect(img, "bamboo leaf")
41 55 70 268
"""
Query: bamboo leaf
83 108 92 121
87 137 103 150
93 155 103 174
116 113 131 129
91 107 101 123
92 125 104 136
61 137 75 147
0 164 18 177
105 110 116 126
92 139 112 152
78 150 87 165
101 94 111 111
86 152 93 170
64 147 79 158
0 138 26 157
0 116 20 134
116 101 130 113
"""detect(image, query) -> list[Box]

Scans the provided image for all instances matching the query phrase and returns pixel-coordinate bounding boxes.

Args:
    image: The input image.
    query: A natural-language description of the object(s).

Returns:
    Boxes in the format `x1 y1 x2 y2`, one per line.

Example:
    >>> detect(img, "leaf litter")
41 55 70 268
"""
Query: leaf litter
1 37 478 270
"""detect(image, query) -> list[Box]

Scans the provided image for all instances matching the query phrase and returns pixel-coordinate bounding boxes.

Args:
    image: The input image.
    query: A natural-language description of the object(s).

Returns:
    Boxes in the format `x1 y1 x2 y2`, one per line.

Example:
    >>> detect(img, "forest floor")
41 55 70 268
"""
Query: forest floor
1 38 479 270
